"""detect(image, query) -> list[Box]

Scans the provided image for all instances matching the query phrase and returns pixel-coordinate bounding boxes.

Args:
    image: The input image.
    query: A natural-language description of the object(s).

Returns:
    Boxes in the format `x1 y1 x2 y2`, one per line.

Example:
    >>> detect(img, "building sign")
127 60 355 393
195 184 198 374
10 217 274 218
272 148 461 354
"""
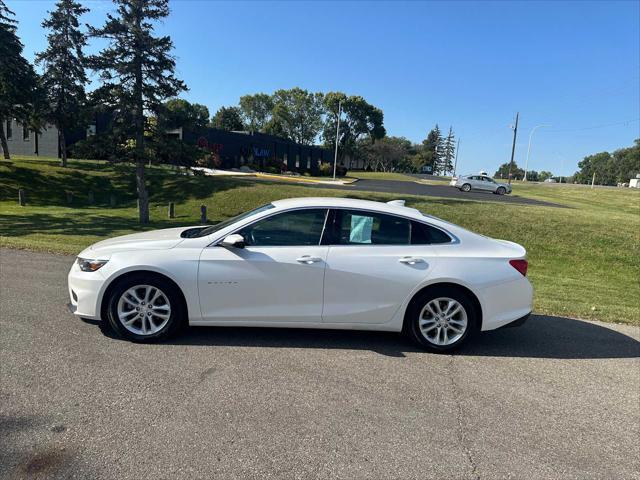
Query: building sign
252 147 270 157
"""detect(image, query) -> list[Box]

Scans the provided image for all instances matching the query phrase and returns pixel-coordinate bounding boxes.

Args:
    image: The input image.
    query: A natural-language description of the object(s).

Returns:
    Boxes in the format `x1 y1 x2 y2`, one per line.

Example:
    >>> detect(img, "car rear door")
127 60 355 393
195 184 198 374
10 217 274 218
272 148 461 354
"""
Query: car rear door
198 208 329 324
321 209 441 325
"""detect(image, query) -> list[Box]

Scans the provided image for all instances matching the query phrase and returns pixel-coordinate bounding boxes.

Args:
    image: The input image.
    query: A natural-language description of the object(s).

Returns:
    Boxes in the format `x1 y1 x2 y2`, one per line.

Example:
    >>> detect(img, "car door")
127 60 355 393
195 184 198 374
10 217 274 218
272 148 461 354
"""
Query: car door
321 209 442 325
468 175 482 190
198 208 329 324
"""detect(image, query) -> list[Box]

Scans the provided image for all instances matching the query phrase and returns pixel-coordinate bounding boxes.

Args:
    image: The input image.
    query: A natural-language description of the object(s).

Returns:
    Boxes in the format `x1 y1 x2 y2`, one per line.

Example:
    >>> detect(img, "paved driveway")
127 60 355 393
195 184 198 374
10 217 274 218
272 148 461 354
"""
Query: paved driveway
296 179 561 207
1 248 638 479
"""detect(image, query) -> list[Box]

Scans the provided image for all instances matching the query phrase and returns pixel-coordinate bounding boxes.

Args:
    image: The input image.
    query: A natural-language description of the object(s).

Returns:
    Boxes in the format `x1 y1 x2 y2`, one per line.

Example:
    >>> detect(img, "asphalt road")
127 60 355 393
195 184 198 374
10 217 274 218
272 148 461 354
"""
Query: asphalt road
1 248 638 480
304 179 562 207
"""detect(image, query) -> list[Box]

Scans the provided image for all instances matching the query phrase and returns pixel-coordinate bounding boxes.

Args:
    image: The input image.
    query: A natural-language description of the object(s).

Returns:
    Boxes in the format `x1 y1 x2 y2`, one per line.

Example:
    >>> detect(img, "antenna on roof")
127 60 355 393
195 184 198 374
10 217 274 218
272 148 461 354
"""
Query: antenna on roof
387 200 406 207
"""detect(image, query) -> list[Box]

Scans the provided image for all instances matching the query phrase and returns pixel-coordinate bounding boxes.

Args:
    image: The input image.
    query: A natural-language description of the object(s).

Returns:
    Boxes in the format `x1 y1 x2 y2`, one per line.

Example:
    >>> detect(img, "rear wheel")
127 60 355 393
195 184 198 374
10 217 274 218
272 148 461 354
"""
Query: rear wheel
106 275 184 342
405 287 478 352
460 183 471 192
496 186 506 195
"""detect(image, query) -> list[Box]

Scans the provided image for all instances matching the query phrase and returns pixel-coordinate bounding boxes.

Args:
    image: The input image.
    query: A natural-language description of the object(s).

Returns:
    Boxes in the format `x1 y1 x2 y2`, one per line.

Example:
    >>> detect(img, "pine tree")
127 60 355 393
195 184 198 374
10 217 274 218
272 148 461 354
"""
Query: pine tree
35 0 89 167
421 124 443 174
441 126 456 175
89 0 186 224
0 0 37 159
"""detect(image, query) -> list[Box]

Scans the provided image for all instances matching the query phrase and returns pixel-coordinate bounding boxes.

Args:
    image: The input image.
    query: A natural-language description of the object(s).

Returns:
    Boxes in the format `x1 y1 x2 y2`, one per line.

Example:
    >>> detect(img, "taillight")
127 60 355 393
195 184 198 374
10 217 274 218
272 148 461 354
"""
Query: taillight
509 259 528 276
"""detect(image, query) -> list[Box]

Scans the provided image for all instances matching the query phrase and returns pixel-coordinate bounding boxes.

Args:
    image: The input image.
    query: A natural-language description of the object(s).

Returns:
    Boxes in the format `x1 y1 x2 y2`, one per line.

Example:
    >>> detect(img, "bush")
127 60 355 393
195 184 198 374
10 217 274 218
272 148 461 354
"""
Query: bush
317 163 348 177
69 134 119 160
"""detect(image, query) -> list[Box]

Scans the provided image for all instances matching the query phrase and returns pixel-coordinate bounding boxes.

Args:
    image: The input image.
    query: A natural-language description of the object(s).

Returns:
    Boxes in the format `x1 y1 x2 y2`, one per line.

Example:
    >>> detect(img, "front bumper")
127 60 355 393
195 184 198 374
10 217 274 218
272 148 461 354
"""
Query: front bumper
67 261 107 320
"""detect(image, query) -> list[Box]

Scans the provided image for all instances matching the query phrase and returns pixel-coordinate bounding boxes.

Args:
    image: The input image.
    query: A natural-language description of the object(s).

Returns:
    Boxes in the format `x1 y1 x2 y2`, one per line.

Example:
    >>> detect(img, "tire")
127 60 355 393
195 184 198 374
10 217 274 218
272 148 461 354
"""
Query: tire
106 274 185 342
496 186 506 195
404 286 478 352
460 183 471 192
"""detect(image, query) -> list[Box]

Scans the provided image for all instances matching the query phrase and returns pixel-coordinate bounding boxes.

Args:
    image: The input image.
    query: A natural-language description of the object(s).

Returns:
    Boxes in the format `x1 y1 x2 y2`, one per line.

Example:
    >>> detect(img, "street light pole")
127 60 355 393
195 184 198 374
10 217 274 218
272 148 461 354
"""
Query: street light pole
507 112 519 185
452 138 460 177
524 124 551 181
332 100 342 180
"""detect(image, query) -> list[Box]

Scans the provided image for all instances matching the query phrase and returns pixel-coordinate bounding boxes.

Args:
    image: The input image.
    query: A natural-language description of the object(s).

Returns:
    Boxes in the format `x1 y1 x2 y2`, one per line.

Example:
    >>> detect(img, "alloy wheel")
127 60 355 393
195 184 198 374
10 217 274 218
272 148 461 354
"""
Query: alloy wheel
116 284 172 335
418 297 468 346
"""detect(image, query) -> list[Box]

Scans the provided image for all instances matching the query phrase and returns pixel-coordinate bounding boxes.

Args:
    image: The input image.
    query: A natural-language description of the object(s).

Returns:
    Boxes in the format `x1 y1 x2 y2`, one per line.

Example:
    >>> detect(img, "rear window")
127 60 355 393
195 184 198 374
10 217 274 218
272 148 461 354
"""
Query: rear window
410 221 452 244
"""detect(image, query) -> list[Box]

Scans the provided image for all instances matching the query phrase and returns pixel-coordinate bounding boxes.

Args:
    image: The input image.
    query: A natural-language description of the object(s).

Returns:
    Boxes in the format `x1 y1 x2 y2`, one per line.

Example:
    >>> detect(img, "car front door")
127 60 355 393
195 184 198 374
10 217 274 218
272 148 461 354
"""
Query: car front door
198 208 329 324
321 209 440 325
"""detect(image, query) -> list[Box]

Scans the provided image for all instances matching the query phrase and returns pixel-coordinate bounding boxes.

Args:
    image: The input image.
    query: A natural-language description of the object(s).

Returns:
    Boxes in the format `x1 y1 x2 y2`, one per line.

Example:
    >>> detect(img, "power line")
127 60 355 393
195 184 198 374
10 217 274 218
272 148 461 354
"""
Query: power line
544 118 639 133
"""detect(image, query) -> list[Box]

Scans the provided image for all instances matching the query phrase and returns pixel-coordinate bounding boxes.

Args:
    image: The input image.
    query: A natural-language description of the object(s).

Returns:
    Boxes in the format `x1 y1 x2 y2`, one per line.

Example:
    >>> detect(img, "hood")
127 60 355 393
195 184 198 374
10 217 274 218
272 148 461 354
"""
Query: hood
88 226 194 255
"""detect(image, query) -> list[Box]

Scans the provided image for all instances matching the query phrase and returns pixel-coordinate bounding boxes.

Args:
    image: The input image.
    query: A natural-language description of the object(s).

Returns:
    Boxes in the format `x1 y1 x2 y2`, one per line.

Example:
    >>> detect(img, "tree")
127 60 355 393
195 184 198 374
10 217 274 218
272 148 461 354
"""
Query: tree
440 126 456 175
574 140 639 185
525 170 539 182
239 93 273 132
322 92 385 166
0 0 38 159
362 136 412 172
539 170 553 182
495 162 524 180
414 125 443 174
35 0 89 167
210 106 244 131
272 88 324 145
159 98 209 132
89 0 186 224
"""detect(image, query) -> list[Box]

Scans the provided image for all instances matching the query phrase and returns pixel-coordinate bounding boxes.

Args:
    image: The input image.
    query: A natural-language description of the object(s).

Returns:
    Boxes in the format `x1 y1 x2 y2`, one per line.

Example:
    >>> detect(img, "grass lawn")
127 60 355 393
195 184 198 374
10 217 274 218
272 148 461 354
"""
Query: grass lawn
1 157 638 325
351 171 417 181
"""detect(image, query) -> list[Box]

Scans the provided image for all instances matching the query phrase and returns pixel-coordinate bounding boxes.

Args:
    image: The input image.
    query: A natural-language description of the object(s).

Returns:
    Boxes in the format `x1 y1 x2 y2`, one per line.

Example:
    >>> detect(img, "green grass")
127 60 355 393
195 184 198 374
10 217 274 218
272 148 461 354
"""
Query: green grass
1 156 639 325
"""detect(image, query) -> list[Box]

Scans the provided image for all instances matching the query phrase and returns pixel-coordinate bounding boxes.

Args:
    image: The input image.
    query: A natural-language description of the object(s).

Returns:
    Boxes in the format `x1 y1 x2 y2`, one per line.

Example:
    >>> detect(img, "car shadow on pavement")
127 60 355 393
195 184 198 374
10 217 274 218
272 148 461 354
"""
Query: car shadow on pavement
93 314 639 360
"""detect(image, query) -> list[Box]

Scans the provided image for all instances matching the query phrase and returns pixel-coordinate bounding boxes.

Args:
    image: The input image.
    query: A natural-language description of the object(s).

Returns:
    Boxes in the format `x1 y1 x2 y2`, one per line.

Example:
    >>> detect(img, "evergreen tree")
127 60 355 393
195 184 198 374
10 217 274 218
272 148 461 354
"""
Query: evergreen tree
89 0 186 224
418 124 443 174
0 0 37 159
441 126 456 175
35 0 89 167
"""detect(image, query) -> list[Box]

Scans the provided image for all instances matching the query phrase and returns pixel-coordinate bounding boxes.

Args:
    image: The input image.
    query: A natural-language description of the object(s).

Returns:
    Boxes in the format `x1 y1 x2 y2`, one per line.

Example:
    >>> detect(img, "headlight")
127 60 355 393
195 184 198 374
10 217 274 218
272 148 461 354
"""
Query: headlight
77 257 109 272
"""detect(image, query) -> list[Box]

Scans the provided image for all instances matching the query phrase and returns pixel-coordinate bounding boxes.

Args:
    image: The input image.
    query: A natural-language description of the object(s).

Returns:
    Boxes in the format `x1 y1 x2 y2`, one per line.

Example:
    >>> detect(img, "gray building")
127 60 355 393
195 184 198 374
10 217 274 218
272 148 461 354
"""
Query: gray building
1 118 60 158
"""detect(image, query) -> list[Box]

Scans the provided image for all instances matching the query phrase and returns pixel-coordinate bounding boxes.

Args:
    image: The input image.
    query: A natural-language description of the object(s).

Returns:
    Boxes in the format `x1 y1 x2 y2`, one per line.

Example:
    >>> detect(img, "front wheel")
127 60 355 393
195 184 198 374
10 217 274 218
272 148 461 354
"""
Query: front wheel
460 183 471 192
106 275 184 342
496 186 506 195
404 287 478 352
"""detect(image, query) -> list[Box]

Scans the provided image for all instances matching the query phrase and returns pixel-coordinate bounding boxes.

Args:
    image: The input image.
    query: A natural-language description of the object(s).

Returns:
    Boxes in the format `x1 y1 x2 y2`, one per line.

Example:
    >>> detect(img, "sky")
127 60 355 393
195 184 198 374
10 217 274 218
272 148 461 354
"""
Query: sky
7 0 640 176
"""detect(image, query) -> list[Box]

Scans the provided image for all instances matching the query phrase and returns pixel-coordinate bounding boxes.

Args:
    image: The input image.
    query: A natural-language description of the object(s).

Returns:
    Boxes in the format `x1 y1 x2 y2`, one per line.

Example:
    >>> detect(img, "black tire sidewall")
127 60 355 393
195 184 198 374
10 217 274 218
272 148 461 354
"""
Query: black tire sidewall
461 184 471 192
405 287 478 352
106 275 183 342
497 187 506 195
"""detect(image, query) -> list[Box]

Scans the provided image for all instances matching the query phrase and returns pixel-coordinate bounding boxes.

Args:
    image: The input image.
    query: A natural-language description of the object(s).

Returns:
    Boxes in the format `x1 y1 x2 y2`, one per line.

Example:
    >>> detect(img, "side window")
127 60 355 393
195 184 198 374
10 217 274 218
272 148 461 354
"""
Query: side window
238 209 328 247
336 210 410 245
411 221 452 244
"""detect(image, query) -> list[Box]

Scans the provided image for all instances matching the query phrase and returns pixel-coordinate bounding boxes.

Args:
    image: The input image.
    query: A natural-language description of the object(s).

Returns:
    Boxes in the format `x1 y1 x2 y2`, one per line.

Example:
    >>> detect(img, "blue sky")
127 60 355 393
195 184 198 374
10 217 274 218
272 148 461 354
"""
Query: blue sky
8 0 640 175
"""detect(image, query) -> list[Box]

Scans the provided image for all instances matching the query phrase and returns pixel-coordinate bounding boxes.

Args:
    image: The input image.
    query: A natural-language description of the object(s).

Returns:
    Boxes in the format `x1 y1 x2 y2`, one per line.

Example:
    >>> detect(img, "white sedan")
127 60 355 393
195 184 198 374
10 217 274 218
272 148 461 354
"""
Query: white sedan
68 197 533 352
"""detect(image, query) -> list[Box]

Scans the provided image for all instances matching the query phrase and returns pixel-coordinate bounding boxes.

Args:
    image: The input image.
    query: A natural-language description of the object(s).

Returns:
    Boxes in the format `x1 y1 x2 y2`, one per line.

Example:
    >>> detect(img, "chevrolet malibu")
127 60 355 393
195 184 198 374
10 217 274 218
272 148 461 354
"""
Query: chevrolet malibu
68 197 532 352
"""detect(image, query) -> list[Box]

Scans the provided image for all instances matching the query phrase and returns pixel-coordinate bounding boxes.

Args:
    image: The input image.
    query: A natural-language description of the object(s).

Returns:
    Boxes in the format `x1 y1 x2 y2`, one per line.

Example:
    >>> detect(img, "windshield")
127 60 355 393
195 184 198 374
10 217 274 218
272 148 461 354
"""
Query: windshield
192 204 275 238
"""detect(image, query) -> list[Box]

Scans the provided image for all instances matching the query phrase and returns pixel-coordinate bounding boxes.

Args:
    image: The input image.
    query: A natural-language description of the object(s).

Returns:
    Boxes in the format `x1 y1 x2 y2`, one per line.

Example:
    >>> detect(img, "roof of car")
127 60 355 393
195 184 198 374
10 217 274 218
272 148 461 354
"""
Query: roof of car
271 197 424 219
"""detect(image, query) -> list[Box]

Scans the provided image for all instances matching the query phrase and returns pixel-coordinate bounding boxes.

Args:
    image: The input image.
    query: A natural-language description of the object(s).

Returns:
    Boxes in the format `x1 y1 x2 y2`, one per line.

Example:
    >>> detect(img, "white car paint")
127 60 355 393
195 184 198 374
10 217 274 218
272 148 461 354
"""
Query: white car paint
68 197 533 334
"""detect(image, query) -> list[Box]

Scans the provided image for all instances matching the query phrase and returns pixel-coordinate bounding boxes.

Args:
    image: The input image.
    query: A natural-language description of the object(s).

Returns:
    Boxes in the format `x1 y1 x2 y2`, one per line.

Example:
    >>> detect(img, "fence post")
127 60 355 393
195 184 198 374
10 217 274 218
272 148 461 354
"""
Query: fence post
200 205 207 224
88 191 95 204
66 192 73 204
18 189 25 206
168 202 175 219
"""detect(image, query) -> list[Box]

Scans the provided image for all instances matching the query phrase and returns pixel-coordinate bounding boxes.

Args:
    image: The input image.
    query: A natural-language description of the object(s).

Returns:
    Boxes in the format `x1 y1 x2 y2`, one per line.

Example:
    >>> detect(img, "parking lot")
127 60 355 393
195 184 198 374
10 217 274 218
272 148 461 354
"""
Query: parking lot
1 248 638 479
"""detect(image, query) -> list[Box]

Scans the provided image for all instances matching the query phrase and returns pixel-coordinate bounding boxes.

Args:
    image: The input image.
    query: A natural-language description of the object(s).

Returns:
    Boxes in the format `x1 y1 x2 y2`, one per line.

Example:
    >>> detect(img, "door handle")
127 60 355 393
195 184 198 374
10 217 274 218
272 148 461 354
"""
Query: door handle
398 256 426 265
296 255 323 264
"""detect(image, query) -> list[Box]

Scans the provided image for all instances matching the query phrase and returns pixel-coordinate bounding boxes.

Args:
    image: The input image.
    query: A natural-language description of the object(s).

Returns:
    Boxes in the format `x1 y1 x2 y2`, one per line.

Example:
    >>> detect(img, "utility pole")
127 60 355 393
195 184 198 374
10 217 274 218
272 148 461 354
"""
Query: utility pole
507 112 519 185
591 172 596 189
452 138 460 177
332 100 342 180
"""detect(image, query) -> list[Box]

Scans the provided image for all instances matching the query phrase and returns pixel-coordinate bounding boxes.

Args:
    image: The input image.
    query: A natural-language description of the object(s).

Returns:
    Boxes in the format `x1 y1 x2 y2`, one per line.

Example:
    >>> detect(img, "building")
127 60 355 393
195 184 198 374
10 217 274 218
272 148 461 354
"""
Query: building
179 127 335 174
1 118 60 158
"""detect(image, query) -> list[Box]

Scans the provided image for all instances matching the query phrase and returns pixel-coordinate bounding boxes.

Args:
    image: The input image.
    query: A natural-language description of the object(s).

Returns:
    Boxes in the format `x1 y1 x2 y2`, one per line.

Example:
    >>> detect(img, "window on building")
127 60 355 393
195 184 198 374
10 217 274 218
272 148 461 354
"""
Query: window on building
307 156 311 169
334 210 411 245
295 154 300 168
22 125 30 141
6 120 12 139
238 209 328 247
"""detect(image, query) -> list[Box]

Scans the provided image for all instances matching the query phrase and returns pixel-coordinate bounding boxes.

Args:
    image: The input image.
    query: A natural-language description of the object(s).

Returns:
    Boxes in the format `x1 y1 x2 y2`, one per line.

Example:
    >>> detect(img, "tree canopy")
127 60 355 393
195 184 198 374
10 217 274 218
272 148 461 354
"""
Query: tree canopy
574 140 639 185
210 106 244 131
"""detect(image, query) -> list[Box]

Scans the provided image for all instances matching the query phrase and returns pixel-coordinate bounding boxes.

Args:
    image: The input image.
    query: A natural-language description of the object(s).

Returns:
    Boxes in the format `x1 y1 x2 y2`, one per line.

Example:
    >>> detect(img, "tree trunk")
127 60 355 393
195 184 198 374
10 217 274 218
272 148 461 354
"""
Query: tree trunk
0 121 9 160
135 160 149 224
59 128 67 167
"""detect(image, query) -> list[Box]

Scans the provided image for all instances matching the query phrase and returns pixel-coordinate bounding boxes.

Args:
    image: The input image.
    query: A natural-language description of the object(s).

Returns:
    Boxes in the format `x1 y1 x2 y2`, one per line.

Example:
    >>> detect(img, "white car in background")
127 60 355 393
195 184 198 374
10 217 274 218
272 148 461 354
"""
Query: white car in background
451 174 513 195
68 197 532 352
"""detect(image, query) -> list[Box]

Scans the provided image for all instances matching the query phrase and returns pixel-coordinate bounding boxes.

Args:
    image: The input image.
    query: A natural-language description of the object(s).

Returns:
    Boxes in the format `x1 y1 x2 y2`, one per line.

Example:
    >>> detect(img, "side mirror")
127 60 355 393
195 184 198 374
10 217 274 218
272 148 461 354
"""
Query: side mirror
220 234 245 249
